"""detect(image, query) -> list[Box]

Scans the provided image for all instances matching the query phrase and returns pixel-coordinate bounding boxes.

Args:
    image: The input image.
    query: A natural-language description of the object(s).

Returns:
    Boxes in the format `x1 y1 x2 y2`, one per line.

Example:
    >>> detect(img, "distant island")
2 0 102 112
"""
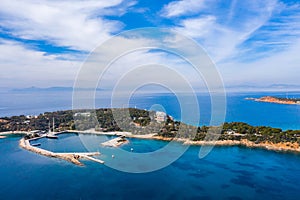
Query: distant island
246 96 300 105
1 108 300 165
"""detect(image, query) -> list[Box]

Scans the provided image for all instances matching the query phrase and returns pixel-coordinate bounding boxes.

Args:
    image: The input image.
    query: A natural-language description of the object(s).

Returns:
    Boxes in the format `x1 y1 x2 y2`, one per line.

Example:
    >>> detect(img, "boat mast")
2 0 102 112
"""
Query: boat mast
48 120 51 133
52 117 55 133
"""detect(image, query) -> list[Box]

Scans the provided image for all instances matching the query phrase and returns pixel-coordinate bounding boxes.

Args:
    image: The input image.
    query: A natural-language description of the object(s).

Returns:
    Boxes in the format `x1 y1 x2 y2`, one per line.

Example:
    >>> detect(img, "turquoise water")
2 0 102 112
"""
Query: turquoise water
1 134 300 199
0 90 300 199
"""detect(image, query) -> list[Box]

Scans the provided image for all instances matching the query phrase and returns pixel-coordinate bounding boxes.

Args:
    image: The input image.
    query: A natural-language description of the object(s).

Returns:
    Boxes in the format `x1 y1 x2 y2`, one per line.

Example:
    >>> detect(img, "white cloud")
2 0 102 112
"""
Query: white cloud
219 38 300 86
174 0 278 62
67 31 211 92
165 0 300 88
0 39 80 87
175 16 216 38
98 50 208 92
0 0 130 51
161 0 206 18
240 2 300 54
0 0 299 90
0 28 205 90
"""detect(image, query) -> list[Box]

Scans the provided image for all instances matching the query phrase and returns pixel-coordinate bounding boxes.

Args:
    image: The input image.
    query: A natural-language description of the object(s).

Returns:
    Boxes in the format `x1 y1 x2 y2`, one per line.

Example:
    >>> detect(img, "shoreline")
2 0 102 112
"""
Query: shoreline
129 134 300 153
0 131 30 135
246 96 300 105
1 130 299 166
182 139 300 153
66 130 300 154
18 133 103 166
101 136 129 147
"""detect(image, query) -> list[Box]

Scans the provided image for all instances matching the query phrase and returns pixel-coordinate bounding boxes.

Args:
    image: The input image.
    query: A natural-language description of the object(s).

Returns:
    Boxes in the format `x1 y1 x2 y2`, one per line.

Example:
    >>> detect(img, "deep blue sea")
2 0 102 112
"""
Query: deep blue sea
0 90 299 130
0 90 300 199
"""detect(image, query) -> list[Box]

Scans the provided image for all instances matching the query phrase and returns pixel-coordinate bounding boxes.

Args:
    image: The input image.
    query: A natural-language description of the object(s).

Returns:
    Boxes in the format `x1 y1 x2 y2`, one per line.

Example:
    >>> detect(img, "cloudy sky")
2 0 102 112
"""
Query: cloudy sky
0 0 299 90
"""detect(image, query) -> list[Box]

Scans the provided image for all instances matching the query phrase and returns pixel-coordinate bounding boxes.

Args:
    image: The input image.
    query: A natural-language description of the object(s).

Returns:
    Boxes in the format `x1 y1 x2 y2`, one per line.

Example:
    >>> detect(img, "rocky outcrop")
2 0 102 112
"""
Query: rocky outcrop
252 96 298 105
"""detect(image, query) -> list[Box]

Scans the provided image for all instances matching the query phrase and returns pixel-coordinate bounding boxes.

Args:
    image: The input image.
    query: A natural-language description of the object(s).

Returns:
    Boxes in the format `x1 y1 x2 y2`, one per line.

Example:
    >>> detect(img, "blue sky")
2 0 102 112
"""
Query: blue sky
0 0 299 90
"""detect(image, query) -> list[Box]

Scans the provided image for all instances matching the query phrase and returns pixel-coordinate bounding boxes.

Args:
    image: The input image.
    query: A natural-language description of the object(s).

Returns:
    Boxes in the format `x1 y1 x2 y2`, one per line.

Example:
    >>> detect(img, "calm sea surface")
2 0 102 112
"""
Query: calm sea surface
0 90 299 129
0 90 300 199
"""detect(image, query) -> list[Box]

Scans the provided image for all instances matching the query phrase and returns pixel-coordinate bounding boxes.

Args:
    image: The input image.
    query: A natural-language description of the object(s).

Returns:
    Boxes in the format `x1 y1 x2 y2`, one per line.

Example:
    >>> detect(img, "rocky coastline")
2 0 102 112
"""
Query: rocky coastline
246 96 300 105
87 131 300 154
2 127 300 167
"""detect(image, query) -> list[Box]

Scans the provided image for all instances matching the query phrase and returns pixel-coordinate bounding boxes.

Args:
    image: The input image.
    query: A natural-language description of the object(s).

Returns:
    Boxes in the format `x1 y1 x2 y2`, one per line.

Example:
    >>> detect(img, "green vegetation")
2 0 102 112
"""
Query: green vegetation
0 110 74 132
276 97 300 102
0 108 160 134
217 122 300 144
1 108 300 145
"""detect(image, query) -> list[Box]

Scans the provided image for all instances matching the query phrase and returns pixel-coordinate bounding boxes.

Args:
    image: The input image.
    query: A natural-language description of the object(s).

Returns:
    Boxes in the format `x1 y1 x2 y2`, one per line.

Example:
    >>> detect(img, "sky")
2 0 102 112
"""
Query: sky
0 0 299 90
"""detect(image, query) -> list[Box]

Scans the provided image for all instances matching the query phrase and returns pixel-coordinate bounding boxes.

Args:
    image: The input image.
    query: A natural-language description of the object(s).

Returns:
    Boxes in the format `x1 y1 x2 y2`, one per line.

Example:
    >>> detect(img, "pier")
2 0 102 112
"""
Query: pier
101 136 129 147
19 136 104 166
80 154 105 164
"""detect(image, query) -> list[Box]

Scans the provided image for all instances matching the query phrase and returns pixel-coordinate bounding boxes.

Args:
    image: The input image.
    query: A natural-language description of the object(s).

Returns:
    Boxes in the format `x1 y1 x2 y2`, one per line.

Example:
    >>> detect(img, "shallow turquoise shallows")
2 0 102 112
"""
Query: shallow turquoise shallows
0 91 300 199
1 134 300 200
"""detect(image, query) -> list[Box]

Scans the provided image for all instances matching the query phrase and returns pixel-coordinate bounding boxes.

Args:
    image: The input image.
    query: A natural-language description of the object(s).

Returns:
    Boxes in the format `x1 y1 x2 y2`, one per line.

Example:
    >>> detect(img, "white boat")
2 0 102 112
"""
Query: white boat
31 143 41 146
46 135 58 139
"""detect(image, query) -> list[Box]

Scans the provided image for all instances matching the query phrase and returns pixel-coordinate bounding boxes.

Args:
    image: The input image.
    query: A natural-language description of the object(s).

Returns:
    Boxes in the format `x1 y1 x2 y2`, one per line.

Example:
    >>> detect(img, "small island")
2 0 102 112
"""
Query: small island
1 108 300 165
246 96 300 105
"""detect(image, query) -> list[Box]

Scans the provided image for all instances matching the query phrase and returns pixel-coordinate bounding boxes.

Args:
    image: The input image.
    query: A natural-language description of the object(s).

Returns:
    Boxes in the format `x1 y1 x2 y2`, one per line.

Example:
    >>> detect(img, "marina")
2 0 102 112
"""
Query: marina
19 131 104 166
2 132 300 199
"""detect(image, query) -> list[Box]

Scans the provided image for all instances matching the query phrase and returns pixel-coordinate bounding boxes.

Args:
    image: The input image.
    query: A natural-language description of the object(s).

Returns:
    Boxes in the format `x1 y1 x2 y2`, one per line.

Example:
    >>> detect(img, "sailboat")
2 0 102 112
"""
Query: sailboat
46 117 58 139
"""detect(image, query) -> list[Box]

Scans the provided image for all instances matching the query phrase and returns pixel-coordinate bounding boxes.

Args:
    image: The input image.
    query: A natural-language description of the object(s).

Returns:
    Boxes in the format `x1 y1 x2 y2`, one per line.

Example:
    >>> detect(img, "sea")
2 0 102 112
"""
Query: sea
0 89 300 199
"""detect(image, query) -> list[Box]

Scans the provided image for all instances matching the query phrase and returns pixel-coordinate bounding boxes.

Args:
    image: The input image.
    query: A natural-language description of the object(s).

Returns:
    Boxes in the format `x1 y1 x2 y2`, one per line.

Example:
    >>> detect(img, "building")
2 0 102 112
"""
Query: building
74 112 91 117
155 111 167 123
26 115 38 119
226 130 236 135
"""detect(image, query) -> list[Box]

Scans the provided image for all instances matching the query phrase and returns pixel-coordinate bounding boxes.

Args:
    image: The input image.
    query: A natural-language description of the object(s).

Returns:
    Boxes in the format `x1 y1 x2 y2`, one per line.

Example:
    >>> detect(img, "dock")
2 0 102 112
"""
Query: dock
19 137 104 166
80 155 105 164
101 136 129 147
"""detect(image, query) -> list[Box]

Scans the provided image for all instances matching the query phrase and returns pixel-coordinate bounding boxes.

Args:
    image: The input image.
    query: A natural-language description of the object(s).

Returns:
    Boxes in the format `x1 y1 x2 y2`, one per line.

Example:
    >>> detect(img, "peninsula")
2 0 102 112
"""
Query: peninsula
1 108 300 166
246 96 300 105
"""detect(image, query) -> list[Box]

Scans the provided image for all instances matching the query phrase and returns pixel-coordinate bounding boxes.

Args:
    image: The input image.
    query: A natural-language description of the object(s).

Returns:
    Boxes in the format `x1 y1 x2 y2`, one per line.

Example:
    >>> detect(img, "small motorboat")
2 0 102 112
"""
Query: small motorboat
46 134 58 139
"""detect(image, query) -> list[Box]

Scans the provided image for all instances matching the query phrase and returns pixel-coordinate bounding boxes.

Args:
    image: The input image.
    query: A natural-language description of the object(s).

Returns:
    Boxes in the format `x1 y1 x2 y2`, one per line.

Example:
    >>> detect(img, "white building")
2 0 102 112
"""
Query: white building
26 115 38 119
155 111 167 122
74 112 91 117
